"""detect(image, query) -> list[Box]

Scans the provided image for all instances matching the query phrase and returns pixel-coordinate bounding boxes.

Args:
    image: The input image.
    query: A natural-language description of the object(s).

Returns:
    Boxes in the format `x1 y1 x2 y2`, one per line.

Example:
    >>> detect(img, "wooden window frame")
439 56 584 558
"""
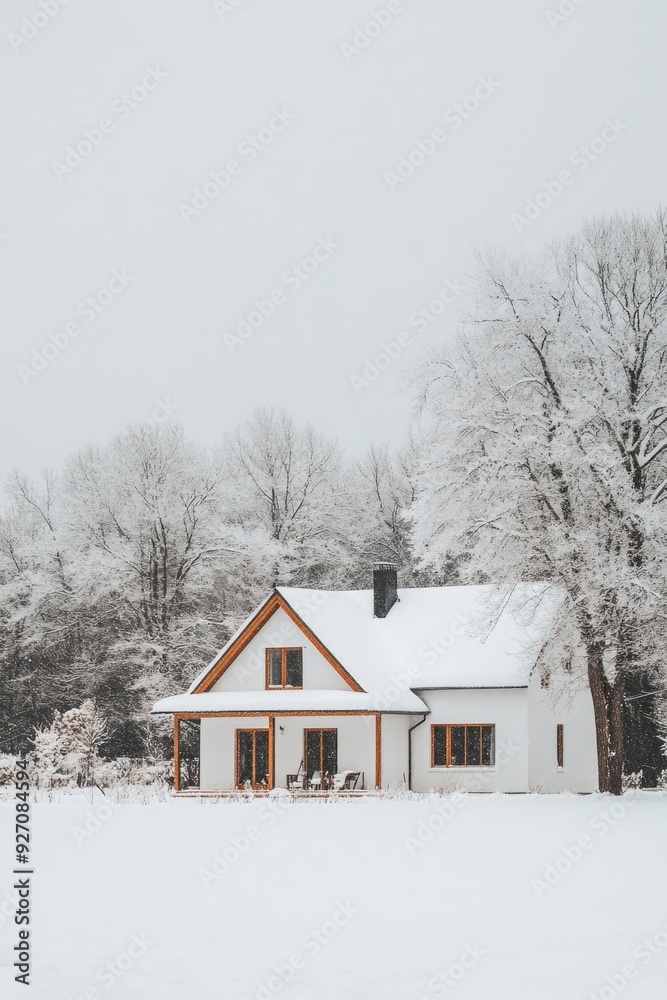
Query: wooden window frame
265 647 303 689
304 728 338 778
556 723 564 769
430 724 496 768
235 727 272 790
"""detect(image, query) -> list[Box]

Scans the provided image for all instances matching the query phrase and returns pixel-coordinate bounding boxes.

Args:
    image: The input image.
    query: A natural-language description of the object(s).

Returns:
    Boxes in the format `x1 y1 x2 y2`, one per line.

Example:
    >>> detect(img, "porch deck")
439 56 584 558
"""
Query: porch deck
173 787 379 799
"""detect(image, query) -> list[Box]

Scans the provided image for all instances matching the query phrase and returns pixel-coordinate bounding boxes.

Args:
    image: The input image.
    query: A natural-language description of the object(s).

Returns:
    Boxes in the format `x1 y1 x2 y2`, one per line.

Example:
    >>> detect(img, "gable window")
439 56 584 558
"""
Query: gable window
266 648 303 688
431 724 495 767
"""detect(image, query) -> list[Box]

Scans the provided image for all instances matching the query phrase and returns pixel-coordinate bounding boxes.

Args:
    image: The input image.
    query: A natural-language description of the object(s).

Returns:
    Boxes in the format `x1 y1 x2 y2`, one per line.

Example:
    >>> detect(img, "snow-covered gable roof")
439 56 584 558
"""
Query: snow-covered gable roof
152 582 561 716
276 583 560 691
185 592 278 695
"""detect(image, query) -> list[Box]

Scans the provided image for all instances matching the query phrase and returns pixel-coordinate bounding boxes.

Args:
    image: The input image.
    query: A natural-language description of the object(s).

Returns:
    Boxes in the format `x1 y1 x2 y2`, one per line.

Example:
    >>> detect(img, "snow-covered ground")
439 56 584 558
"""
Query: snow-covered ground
2 792 667 999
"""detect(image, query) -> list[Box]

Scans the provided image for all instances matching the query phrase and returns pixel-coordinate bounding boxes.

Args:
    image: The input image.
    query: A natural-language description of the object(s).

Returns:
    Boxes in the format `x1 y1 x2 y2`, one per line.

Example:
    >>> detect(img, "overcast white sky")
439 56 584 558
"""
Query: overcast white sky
1 0 665 482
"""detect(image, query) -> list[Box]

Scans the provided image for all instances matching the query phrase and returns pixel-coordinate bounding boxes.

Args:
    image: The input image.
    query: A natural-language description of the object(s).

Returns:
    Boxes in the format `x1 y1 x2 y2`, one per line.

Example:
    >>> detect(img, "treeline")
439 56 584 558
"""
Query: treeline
3 211 667 790
0 409 442 756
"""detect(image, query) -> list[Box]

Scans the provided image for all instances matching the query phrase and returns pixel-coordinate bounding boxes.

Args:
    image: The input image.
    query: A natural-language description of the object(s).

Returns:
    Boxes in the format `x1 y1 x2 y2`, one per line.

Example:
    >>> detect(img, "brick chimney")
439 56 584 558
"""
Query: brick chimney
373 563 398 618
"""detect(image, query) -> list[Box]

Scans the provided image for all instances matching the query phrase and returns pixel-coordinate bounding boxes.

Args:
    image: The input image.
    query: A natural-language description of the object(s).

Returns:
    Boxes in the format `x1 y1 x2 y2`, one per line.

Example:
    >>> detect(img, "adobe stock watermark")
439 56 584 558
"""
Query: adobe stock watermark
340 2 404 63
546 0 590 28
384 76 502 191
419 944 487 998
223 237 339 353
404 792 468 855
236 593 328 683
369 611 468 710
0 886 19 929
237 621 299 683
179 108 296 224
18 268 134 385
8 0 74 54
198 796 292 888
52 67 168 181
511 117 628 233
350 276 465 394
144 397 179 428
531 799 632 897
589 918 667 1000
65 934 154 999
241 901 358 1000
71 799 121 847
404 739 522 855
213 0 248 18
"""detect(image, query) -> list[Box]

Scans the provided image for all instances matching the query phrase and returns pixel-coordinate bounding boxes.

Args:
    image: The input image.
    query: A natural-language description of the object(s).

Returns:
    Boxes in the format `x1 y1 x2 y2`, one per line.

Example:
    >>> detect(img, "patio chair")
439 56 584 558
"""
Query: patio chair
333 770 361 791
287 760 305 791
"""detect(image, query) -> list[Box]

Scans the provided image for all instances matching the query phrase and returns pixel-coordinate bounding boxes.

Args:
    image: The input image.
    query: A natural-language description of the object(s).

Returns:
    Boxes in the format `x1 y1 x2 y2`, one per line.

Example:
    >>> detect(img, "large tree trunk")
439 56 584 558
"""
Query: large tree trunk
608 670 626 795
587 644 611 792
587 643 626 794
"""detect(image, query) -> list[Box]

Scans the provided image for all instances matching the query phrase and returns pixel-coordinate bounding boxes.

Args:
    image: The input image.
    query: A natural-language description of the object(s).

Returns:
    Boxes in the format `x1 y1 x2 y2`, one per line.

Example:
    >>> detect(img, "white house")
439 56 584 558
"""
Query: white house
152 565 599 794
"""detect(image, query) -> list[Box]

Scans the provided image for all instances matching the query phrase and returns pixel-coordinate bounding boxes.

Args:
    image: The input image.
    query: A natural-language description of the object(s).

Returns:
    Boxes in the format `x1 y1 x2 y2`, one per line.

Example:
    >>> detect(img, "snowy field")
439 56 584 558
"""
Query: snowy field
2 792 667 1000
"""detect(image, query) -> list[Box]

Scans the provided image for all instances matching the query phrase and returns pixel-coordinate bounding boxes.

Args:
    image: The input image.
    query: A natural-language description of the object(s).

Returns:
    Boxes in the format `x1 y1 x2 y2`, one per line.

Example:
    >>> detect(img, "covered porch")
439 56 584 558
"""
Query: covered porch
173 711 383 794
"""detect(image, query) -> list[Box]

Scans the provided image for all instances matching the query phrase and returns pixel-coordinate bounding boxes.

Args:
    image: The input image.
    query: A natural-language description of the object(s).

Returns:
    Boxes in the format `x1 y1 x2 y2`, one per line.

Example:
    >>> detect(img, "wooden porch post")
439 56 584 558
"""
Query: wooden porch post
268 716 275 791
375 714 382 790
173 715 181 792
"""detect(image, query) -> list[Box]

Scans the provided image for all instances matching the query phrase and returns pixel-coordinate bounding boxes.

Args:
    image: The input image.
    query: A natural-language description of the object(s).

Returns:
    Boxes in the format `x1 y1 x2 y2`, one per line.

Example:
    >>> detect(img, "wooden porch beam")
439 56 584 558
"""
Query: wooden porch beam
269 715 275 791
174 715 181 793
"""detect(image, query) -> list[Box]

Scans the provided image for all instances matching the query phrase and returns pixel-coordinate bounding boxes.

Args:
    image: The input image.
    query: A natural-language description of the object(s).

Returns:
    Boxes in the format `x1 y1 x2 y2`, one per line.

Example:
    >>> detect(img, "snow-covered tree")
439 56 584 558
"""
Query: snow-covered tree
0 425 224 751
354 442 415 567
410 211 667 793
63 423 225 697
65 423 219 641
0 469 82 748
0 410 421 756
216 408 358 588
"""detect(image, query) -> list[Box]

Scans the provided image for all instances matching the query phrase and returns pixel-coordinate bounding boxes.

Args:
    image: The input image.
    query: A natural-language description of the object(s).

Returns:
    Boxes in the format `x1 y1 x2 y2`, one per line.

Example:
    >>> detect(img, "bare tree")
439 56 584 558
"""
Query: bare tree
65 423 219 642
217 408 355 585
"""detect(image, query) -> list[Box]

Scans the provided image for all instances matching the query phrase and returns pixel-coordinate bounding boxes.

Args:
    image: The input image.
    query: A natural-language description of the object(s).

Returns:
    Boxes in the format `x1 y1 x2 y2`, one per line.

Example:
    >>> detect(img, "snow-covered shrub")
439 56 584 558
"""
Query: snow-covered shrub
0 757 16 786
30 702 173 789
32 700 109 787
93 757 171 788
33 728 61 768
92 759 125 787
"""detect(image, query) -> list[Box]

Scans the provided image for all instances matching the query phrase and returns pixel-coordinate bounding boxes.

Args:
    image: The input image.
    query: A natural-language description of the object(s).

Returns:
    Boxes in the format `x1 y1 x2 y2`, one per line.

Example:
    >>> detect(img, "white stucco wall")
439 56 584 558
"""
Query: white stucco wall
199 714 382 791
200 716 269 790
199 689 598 793
209 606 350 693
527 665 598 793
380 714 415 788
410 688 529 793
275 715 377 789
